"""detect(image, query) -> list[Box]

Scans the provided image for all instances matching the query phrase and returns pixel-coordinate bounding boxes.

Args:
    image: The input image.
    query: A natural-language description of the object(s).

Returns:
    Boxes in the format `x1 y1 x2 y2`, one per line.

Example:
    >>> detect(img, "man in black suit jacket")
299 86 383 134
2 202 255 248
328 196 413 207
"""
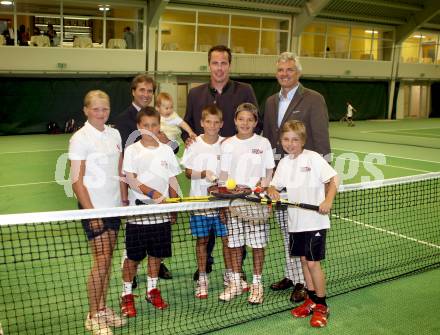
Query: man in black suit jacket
263 52 331 303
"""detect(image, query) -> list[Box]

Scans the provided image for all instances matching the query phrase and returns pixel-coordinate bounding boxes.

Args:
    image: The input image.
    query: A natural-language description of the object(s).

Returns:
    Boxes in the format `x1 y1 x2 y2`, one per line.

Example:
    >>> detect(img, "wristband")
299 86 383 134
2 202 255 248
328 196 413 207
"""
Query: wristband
122 200 130 205
147 190 155 198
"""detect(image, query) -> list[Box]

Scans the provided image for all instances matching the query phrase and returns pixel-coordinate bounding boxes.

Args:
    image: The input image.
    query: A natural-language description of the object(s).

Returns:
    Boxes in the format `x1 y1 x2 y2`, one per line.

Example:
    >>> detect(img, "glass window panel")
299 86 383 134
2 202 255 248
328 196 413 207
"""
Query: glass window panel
63 1 103 18
262 18 288 30
352 27 372 38
327 24 349 36
105 20 142 49
421 33 436 63
261 30 288 55
161 23 195 51
326 35 348 58
16 0 60 15
197 26 228 51
105 5 143 20
162 9 195 23
16 15 31 46
304 23 326 33
198 12 228 25
231 28 258 54
402 35 420 63
350 37 372 60
231 15 259 28
300 34 325 57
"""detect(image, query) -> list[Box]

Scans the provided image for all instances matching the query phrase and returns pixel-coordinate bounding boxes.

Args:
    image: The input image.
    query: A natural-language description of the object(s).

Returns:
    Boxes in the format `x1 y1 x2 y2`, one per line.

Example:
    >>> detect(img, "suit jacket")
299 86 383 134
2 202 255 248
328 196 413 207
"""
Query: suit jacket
114 104 138 150
263 84 331 161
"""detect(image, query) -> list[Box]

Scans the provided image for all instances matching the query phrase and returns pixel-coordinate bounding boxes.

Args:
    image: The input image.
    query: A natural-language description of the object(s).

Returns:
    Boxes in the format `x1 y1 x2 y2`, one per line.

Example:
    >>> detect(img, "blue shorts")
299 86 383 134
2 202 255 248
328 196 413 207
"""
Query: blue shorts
190 215 227 238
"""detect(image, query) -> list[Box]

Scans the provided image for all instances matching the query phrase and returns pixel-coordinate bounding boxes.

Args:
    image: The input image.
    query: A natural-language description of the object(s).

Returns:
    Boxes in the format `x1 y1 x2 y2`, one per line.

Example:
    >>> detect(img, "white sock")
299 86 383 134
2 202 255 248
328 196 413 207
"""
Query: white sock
147 276 158 292
253 274 262 284
232 272 241 285
199 272 208 283
122 281 132 297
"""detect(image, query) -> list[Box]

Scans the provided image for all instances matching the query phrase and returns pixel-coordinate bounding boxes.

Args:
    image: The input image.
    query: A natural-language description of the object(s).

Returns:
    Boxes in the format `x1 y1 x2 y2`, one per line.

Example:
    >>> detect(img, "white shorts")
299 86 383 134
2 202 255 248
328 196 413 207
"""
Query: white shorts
227 217 269 249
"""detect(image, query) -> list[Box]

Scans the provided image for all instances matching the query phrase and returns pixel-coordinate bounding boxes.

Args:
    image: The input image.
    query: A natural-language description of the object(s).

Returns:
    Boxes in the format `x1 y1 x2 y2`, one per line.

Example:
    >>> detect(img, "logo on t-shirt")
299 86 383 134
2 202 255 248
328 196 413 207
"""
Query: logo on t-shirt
300 166 311 172
161 160 169 169
251 149 263 154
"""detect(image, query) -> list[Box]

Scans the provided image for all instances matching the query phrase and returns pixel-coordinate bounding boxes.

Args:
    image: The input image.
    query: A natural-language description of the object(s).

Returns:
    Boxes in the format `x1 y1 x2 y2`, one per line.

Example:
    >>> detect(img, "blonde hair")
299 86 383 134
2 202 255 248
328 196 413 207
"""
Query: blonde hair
201 105 223 121
83 90 110 107
280 120 307 143
156 92 173 107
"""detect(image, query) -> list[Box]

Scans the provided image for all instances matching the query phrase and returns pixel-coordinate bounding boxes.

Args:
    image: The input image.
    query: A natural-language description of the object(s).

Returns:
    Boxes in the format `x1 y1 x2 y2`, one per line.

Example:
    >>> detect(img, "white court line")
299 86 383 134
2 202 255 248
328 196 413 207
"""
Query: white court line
332 147 440 165
0 148 66 155
334 156 431 173
333 214 440 250
360 127 440 134
0 181 56 188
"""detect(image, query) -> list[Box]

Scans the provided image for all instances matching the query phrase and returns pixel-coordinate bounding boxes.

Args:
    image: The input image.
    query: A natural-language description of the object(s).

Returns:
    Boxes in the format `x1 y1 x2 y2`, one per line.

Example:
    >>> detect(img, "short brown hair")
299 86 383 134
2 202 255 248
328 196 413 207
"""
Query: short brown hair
280 120 307 143
136 106 160 124
208 45 232 64
235 102 258 121
131 74 156 92
155 92 173 107
201 105 223 121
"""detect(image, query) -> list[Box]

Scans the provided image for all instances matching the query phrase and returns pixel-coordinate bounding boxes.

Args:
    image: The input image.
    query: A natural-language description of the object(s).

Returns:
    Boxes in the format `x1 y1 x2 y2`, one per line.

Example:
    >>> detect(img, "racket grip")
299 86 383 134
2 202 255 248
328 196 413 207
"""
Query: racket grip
297 203 320 212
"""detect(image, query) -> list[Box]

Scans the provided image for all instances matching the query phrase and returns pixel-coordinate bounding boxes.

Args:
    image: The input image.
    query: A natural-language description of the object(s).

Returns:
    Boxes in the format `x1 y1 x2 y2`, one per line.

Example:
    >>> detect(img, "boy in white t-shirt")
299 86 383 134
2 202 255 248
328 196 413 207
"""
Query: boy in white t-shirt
219 103 275 305
268 120 338 328
120 107 181 317
181 105 233 299
156 92 197 142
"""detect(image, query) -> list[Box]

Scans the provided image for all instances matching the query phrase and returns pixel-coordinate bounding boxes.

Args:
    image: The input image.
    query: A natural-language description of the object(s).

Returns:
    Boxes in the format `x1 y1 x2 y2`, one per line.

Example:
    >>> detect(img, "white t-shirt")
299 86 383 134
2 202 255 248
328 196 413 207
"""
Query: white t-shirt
123 141 181 224
347 104 355 117
68 121 122 208
220 134 275 188
161 112 183 141
271 149 337 232
181 135 223 197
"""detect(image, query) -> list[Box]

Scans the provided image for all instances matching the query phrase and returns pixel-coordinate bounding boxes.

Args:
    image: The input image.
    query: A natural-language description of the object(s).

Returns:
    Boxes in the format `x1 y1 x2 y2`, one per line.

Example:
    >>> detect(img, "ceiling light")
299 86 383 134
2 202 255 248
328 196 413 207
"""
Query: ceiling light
0 1 13 6
413 34 425 38
98 5 110 11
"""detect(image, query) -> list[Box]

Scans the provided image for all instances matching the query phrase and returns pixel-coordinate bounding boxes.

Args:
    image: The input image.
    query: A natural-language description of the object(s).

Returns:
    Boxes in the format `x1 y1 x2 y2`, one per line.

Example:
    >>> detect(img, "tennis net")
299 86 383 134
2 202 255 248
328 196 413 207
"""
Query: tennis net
0 172 439 334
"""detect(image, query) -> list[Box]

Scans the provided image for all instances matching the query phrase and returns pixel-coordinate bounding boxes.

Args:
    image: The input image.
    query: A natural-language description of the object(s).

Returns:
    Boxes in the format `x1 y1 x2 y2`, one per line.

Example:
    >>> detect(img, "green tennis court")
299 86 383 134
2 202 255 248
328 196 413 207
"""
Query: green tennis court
0 119 439 334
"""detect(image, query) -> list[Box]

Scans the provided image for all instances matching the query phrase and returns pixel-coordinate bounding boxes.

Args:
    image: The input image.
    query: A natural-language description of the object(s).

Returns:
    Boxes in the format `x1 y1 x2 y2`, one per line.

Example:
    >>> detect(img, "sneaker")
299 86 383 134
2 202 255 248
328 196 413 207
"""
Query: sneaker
120 294 137 318
100 307 126 328
219 280 242 302
247 283 264 305
195 279 208 299
241 279 250 292
291 298 315 318
146 288 168 310
310 304 329 327
85 313 113 335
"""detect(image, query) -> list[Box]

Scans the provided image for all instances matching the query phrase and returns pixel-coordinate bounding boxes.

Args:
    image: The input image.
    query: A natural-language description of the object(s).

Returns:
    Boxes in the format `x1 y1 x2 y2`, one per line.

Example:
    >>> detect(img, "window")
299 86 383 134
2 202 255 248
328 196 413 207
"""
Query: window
159 7 290 55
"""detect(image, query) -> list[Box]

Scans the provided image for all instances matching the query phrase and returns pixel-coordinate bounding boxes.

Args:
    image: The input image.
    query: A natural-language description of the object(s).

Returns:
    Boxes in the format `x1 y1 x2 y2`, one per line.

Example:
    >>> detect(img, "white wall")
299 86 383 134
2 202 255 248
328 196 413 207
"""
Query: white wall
0 47 147 73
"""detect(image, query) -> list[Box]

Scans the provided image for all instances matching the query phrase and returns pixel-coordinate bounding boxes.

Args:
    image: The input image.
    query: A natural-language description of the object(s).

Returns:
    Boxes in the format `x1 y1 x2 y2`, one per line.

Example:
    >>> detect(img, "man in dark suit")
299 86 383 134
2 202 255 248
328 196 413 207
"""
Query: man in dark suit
115 74 172 282
263 52 331 303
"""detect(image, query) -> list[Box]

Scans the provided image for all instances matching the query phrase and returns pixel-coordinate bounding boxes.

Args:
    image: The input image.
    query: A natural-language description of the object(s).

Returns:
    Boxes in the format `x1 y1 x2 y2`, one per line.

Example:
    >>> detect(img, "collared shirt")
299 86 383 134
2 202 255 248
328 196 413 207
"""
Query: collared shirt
132 102 142 112
278 85 299 127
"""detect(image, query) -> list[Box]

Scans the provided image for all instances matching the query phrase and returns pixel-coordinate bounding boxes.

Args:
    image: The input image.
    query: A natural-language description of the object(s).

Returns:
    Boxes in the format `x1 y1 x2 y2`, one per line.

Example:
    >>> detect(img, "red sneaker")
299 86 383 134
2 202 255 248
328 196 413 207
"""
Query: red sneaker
146 288 168 310
291 298 315 318
310 304 329 327
120 294 137 318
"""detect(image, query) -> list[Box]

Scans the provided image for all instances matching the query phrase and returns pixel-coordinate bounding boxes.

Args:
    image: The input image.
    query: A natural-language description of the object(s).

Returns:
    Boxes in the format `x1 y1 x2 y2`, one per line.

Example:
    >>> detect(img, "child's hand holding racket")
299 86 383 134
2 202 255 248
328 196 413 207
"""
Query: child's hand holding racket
266 186 280 201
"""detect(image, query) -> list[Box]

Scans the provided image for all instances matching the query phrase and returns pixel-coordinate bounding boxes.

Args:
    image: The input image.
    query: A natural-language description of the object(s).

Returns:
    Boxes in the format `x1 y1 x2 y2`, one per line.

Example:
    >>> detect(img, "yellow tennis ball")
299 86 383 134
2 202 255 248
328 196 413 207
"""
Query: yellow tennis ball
226 178 236 190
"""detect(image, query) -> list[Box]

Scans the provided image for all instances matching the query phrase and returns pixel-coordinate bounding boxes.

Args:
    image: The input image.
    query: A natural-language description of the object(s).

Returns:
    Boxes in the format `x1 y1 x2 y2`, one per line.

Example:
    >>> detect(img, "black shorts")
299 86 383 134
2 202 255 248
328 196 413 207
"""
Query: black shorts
81 217 121 241
289 229 327 261
125 222 172 262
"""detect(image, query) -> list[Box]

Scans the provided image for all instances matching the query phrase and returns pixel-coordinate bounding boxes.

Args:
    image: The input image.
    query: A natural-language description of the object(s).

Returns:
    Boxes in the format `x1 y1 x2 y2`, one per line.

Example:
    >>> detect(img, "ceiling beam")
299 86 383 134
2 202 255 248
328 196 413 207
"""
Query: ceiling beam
319 10 405 25
344 0 423 12
148 0 169 27
395 0 440 44
170 0 302 14
293 0 331 35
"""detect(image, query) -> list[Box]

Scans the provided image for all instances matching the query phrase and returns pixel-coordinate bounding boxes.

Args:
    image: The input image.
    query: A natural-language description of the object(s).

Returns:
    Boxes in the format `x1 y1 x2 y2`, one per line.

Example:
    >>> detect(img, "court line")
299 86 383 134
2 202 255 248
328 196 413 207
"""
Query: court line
334 214 440 250
0 181 57 188
334 156 431 173
360 127 440 134
332 147 440 164
0 149 66 155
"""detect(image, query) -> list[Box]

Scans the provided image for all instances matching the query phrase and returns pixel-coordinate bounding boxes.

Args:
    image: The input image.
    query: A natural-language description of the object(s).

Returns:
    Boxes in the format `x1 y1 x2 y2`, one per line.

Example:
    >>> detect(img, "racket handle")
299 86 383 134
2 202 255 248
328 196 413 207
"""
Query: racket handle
296 203 320 212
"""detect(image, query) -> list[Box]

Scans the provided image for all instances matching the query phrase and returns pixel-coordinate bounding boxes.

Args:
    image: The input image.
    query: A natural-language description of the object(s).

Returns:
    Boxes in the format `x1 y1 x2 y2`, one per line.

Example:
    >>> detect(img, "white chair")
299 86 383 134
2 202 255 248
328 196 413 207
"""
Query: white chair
0 35 5 45
73 36 92 48
108 38 127 49
30 35 50 47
